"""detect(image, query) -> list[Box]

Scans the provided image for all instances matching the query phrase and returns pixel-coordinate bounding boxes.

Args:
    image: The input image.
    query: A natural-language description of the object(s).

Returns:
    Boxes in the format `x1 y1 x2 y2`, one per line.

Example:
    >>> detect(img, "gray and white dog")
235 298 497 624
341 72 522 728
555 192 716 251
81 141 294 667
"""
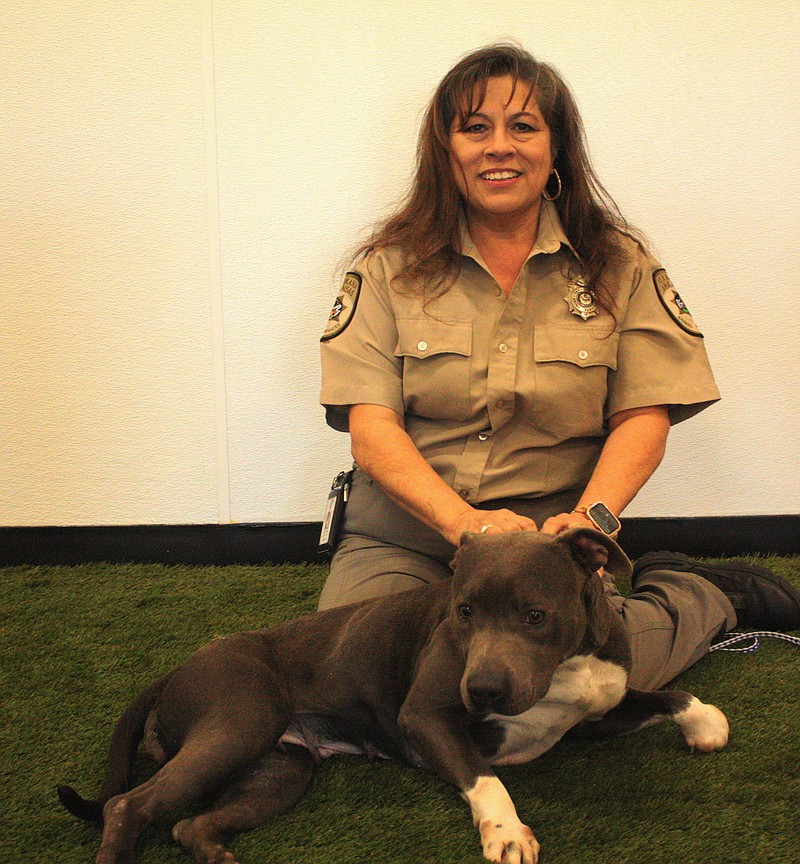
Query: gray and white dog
59 528 728 864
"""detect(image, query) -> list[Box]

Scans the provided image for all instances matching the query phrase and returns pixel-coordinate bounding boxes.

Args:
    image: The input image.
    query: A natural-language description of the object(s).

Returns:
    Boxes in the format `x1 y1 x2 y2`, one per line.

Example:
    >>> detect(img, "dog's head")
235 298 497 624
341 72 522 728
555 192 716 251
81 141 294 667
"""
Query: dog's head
448 528 631 716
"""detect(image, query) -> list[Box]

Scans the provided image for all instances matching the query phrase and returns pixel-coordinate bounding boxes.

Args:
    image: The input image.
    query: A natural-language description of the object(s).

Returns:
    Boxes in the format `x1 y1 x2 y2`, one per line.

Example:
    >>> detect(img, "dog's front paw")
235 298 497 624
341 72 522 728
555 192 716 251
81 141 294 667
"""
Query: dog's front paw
479 819 539 864
677 697 730 753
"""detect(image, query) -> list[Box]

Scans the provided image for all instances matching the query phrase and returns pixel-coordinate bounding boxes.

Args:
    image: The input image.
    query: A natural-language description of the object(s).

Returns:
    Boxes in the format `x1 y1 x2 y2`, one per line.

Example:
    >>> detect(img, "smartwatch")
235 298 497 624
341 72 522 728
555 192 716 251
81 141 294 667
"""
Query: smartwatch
572 502 621 538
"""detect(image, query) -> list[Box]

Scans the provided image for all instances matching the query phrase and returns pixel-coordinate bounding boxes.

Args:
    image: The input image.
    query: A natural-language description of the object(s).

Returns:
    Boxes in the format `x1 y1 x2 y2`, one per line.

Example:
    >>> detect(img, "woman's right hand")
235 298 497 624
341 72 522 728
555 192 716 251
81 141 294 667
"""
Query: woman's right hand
442 507 538 547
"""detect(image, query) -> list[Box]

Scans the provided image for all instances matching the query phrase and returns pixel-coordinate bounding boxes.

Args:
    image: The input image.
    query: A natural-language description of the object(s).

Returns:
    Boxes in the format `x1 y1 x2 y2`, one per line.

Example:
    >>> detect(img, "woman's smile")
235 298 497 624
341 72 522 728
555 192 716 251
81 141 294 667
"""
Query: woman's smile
480 169 523 184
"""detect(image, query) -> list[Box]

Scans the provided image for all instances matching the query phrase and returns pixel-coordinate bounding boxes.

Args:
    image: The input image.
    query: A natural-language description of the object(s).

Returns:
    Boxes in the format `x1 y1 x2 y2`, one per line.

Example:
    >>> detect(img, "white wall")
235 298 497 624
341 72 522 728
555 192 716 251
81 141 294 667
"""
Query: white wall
2 0 798 526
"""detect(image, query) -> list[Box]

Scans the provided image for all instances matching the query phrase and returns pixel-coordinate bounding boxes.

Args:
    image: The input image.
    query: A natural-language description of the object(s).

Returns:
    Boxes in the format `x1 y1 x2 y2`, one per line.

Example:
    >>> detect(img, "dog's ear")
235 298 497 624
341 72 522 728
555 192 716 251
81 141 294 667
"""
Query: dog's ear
459 531 478 547
449 531 478 570
560 527 632 582
559 527 632 651
582 570 612 651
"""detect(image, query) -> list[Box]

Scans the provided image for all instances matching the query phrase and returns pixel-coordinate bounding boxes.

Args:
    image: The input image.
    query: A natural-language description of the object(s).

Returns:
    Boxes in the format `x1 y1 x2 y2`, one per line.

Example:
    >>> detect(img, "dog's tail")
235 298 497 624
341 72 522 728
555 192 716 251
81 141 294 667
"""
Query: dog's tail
56 784 105 822
57 671 173 822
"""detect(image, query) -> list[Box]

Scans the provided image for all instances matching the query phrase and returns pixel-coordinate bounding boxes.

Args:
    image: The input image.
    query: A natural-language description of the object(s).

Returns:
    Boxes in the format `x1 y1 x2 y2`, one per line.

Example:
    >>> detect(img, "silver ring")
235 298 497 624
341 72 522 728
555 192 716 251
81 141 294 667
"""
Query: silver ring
480 524 493 534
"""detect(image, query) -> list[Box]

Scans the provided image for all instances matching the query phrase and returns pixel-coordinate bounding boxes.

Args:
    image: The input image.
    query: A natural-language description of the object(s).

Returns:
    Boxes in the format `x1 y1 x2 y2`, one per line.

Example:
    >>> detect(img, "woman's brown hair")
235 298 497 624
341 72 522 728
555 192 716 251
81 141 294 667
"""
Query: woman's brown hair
352 43 640 313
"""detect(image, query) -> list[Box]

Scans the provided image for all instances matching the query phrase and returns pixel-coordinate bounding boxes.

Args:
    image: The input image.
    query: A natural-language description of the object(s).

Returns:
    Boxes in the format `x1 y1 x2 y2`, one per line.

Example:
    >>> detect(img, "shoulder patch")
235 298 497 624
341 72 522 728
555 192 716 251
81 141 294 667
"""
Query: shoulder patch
653 269 703 337
321 272 362 341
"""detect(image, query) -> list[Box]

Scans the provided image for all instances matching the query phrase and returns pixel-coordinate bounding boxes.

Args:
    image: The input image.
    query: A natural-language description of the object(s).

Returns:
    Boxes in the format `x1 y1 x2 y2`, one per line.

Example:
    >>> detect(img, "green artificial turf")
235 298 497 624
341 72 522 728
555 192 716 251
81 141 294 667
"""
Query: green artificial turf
2 558 799 863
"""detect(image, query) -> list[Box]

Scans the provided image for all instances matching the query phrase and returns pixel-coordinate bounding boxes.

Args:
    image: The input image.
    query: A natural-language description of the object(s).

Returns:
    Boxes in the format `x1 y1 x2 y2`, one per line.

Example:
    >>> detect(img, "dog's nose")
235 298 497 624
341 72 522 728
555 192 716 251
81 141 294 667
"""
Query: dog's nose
466 673 508 711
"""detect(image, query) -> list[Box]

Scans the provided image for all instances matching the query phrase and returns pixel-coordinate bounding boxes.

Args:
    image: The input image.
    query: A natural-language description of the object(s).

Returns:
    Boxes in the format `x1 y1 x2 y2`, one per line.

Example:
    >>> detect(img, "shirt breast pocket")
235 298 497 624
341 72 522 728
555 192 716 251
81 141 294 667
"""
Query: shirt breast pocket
526 325 619 439
395 317 473 422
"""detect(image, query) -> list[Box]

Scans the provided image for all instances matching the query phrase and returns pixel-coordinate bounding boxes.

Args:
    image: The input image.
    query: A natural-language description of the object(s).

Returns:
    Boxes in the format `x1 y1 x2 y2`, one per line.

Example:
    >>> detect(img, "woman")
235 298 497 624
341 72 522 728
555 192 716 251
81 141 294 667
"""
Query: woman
318 44 800 689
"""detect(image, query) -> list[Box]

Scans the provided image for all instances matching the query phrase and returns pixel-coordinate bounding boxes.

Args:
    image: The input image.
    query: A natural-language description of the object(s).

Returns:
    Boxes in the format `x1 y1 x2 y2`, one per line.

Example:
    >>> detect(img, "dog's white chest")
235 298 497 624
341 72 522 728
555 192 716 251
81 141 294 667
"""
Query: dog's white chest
488 655 627 765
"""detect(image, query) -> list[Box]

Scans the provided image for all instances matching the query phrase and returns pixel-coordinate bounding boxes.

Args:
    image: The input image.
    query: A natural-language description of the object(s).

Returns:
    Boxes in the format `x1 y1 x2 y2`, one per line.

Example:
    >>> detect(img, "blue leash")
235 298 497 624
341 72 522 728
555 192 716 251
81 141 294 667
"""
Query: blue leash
709 631 800 654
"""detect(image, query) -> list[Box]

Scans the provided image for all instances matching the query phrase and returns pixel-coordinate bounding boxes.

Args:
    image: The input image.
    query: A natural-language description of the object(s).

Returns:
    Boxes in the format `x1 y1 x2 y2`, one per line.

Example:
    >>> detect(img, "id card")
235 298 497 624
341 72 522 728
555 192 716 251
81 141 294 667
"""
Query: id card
318 470 353 555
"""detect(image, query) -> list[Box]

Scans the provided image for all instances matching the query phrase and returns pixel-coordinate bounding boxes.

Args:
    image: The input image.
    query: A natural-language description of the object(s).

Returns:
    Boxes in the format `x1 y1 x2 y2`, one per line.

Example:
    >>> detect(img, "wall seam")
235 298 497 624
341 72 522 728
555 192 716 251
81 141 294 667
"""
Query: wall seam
200 0 231 523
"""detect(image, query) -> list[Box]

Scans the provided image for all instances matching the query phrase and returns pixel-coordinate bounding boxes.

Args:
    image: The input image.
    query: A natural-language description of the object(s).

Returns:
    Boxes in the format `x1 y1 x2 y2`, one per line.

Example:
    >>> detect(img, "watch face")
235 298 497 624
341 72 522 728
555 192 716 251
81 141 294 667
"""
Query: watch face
588 503 620 535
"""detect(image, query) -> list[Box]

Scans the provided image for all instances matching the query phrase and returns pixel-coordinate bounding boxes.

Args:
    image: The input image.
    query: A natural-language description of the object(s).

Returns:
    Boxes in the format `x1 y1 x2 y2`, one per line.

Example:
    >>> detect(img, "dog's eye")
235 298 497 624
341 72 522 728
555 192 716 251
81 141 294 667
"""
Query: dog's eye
526 610 545 625
457 603 473 621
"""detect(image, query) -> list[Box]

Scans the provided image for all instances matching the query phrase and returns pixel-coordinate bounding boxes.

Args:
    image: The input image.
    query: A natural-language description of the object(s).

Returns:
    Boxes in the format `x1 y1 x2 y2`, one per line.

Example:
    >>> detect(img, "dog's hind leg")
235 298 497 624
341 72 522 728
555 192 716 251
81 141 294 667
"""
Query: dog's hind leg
172 743 316 864
570 688 729 753
96 656 293 864
96 723 278 864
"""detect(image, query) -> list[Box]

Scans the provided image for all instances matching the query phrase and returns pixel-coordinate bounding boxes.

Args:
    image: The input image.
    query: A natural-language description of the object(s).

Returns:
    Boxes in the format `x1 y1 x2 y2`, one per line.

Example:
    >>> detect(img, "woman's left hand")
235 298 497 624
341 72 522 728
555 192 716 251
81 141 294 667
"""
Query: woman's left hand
540 510 594 535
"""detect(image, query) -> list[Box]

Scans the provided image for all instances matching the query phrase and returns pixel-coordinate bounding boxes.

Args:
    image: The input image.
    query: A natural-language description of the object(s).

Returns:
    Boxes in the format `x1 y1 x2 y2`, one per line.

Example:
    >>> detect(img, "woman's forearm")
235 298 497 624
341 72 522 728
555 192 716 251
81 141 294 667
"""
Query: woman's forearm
348 404 537 545
349 404 472 538
541 405 670 536
577 405 670 516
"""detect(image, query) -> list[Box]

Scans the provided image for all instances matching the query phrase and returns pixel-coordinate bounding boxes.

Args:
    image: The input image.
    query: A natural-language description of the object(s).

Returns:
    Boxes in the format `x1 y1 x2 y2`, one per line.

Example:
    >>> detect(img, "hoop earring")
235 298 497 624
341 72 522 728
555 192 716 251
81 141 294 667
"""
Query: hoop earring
542 168 562 201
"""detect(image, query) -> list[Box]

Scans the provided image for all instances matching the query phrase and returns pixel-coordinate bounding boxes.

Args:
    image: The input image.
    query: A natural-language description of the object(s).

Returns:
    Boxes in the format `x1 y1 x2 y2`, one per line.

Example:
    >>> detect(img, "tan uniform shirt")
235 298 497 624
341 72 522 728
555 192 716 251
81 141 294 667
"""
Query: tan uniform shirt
320 200 720 505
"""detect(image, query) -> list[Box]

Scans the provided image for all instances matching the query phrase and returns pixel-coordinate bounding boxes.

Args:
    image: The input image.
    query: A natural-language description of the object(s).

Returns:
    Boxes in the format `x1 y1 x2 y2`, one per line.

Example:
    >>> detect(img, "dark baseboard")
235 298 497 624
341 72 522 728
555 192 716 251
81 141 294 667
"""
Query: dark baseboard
0 523 322 567
1 515 798 566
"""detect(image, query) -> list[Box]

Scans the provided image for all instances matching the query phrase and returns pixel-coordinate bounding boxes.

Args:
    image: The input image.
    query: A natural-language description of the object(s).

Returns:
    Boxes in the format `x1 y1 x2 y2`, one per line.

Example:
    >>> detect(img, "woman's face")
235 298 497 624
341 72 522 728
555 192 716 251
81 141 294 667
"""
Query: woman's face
448 75 553 227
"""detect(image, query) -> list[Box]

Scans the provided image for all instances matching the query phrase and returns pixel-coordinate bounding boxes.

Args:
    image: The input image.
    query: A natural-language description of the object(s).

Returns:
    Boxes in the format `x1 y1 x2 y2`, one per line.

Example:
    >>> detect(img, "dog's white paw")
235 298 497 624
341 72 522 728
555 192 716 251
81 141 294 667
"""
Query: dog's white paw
676 697 729 753
479 819 540 864
466 775 539 863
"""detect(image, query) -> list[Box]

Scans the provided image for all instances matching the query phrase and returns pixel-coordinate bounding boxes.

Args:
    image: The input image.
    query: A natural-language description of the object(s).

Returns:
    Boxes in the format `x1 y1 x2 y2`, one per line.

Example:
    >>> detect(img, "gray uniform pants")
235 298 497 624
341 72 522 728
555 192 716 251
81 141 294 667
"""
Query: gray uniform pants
318 469 737 691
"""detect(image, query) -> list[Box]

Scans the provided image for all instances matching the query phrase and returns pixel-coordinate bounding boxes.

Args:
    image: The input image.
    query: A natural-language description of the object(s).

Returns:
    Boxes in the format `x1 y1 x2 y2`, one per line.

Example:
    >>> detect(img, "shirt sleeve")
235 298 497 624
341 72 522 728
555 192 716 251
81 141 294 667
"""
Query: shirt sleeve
319 252 405 432
605 246 721 424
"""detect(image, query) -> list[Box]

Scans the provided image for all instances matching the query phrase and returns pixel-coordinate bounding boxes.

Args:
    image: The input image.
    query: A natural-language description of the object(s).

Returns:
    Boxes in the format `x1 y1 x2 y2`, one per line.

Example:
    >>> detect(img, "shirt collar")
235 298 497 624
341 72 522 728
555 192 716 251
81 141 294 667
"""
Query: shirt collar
458 198 580 264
